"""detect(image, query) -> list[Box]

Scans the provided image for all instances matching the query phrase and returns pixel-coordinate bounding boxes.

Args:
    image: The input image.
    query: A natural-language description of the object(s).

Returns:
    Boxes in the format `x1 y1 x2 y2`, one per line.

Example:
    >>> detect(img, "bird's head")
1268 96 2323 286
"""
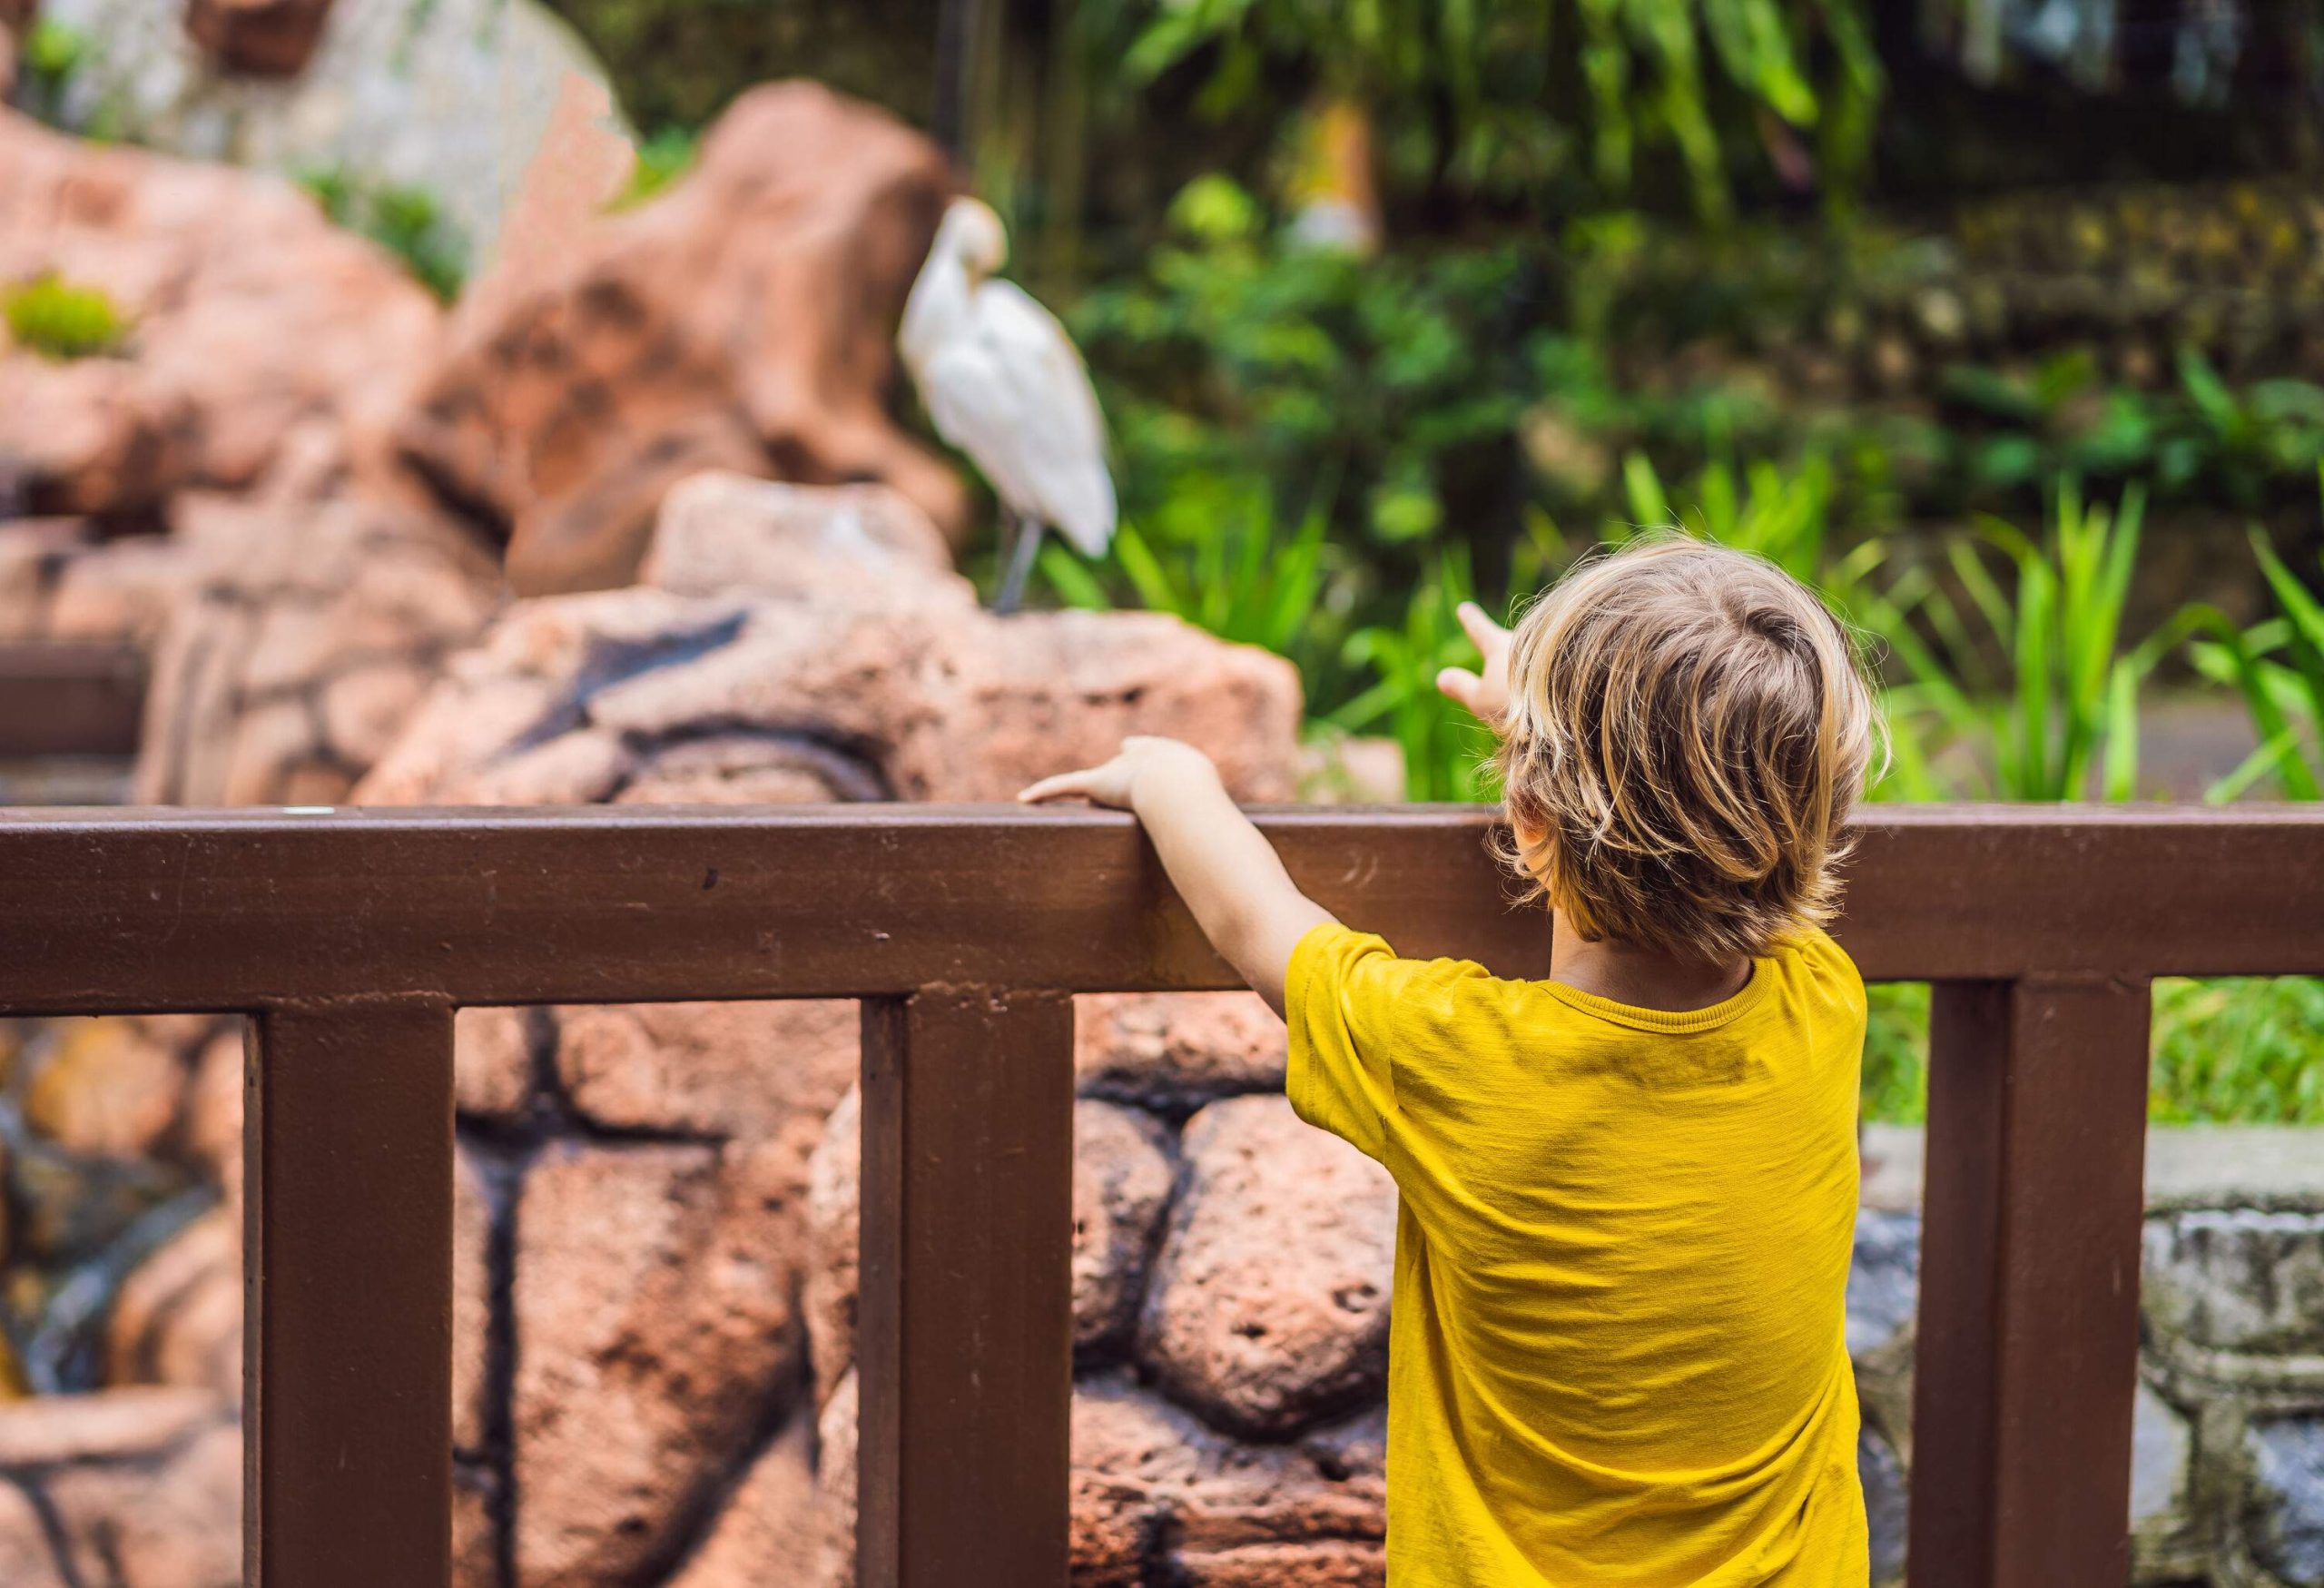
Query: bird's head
937 197 1009 282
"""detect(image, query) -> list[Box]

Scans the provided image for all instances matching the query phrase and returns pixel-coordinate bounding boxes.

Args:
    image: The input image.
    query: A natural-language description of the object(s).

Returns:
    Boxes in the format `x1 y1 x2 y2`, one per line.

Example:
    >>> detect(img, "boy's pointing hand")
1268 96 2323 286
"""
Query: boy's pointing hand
1019 735 1215 812
1437 601 1513 728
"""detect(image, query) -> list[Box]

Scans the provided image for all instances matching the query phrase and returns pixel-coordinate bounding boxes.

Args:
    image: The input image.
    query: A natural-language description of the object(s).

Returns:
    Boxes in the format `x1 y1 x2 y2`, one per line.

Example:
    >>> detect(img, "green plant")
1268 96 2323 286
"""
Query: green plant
2188 521 2324 802
1876 481 2188 801
613 128 700 209
1073 180 1546 592
2 276 127 360
1858 977 2324 1126
1038 474 1351 687
1324 526 1563 801
15 18 89 119
1860 982 1929 1123
299 171 468 303
1107 0 1879 219
1328 547 1500 802
2150 978 2324 1125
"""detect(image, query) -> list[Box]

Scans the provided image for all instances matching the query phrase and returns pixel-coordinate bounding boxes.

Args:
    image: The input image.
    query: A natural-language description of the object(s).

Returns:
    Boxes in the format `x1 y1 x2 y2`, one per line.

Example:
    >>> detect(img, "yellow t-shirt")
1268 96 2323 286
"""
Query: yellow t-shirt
1285 921 1867 1587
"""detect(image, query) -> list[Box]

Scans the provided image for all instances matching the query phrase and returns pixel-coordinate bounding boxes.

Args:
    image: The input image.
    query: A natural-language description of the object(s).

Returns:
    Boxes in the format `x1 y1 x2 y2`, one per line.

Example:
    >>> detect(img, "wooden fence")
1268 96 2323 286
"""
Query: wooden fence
0 803 2317 1587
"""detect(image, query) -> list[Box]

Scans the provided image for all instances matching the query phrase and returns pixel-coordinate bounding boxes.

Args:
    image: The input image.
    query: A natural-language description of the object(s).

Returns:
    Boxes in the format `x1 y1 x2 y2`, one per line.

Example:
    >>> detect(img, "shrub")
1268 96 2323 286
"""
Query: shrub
299 170 467 303
3 275 127 360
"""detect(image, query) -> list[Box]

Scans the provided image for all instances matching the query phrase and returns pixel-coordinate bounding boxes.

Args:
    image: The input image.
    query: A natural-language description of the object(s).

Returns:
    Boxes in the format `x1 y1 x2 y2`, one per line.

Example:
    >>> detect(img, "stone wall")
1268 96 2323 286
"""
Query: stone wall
1856 1123 2324 1588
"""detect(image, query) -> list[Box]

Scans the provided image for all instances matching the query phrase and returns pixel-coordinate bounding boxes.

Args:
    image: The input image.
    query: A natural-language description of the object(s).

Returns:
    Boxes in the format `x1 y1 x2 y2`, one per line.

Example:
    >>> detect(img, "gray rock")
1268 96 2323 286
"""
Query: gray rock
1859 1425 1909 1586
2129 1382 2190 1530
1847 1208 1920 1361
2250 1415 2324 1586
2142 1208 2324 1356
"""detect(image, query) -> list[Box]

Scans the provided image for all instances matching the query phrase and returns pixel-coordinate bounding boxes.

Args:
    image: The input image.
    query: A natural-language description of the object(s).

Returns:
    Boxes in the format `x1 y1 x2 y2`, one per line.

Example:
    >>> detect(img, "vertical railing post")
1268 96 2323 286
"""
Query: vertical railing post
245 999 457 1588
1909 977 2153 1588
858 986 1076 1588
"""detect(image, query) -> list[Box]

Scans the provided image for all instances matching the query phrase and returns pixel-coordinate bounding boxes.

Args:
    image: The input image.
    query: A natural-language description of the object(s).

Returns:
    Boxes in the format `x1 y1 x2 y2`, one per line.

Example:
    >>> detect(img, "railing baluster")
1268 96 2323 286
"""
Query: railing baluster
1909 977 2153 1588
245 1000 457 1588
858 987 1076 1588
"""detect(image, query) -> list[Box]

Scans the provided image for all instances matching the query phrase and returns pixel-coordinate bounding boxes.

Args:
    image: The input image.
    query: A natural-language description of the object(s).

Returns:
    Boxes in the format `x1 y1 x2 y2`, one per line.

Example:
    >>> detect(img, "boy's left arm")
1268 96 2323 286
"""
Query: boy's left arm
1020 736 1334 1014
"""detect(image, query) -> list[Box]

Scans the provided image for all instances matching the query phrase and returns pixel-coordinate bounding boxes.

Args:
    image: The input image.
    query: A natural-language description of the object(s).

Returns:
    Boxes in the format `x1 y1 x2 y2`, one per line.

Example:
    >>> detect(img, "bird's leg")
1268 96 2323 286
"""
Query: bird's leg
994 509 1043 615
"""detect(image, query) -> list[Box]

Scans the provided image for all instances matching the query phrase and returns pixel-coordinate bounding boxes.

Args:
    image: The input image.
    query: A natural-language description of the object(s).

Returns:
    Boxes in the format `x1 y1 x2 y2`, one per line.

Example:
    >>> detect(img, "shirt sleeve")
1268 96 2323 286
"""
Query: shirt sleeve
1284 922 1407 1164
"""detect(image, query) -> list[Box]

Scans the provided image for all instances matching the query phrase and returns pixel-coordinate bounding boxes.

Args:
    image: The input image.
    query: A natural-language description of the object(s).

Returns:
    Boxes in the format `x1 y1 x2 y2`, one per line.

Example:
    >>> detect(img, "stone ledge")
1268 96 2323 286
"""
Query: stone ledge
1860 1122 2324 1215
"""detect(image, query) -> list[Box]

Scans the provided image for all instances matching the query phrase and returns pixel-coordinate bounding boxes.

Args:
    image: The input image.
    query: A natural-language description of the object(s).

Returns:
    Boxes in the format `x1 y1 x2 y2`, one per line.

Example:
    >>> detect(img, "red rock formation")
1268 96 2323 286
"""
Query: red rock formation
397 81 968 597
183 0 338 76
0 108 443 525
132 479 503 806
355 477 1299 806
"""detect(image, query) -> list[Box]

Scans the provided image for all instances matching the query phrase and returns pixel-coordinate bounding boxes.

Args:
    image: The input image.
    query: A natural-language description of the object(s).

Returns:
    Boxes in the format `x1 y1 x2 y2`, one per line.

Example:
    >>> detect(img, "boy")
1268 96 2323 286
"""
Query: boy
1022 536 1878 1585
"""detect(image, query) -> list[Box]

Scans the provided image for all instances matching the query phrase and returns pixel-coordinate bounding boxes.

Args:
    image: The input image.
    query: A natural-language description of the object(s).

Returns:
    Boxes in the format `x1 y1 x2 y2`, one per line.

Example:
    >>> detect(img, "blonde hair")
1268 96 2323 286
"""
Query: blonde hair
1494 535 1879 962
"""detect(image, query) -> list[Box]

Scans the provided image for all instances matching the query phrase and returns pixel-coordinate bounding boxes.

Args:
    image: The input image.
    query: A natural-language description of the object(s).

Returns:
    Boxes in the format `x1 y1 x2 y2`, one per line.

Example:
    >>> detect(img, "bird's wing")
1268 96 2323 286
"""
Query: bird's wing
934 279 1117 557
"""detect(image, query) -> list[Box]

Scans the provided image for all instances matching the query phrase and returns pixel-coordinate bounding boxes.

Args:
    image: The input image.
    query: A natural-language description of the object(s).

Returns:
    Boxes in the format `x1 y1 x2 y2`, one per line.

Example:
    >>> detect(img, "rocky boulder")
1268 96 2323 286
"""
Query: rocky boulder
0 107 444 525
395 81 968 597
356 476 1300 806
0 519 194 647
133 479 502 805
0 1389 239 1588
787 1074 1395 1584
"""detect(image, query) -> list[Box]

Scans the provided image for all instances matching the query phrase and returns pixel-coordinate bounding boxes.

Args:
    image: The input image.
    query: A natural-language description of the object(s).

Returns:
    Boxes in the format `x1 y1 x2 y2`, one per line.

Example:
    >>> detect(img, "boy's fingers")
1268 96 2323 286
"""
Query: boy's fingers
1454 601 1505 656
1018 771 1092 804
1436 666 1483 712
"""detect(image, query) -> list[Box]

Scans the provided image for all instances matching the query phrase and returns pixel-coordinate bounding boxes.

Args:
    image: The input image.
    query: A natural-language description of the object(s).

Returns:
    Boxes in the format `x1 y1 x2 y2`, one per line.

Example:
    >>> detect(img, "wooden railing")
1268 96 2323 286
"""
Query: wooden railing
0 803 2317 1588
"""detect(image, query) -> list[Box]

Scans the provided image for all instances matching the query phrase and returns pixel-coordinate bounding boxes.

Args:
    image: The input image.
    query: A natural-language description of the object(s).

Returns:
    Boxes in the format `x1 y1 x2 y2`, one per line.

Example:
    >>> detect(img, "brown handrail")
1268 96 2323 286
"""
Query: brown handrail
0 803 2316 1588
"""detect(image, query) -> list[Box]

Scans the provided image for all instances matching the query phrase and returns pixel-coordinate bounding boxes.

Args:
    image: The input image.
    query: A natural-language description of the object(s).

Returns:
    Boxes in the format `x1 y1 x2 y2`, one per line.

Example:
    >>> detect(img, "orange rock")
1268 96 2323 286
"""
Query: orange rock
554 999 856 1140
512 1138 811 1584
133 489 501 805
0 108 443 522
452 1465 497 1588
24 1018 185 1159
355 542 1301 810
105 1208 240 1399
1137 1097 1395 1439
0 1477 68 1587
452 1146 492 1455
454 1004 535 1120
398 81 967 596
665 1413 828 1588
42 1415 241 1587
182 1027 243 1211
1076 991 1289 1117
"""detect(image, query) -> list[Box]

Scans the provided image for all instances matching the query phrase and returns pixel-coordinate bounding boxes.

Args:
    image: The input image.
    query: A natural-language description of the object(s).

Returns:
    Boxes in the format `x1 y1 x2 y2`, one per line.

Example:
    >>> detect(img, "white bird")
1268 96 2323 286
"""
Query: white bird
900 197 1117 613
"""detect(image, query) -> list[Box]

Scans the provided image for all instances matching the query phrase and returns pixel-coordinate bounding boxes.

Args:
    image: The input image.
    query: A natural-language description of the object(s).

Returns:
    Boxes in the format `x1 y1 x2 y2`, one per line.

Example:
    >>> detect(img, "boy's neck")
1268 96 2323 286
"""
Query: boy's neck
1549 911 1754 1013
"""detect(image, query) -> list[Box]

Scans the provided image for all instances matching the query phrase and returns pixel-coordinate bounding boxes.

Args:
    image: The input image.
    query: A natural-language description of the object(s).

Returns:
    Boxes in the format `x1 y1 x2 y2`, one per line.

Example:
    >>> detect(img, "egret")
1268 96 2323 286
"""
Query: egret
900 198 1117 613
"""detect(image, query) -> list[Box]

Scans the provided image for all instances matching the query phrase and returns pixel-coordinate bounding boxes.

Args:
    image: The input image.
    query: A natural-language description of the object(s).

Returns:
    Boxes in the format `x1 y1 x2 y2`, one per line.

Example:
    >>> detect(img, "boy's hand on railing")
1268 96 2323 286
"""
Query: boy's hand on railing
1020 735 1331 1016
1018 735 1213 813
1437 601 1512 729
